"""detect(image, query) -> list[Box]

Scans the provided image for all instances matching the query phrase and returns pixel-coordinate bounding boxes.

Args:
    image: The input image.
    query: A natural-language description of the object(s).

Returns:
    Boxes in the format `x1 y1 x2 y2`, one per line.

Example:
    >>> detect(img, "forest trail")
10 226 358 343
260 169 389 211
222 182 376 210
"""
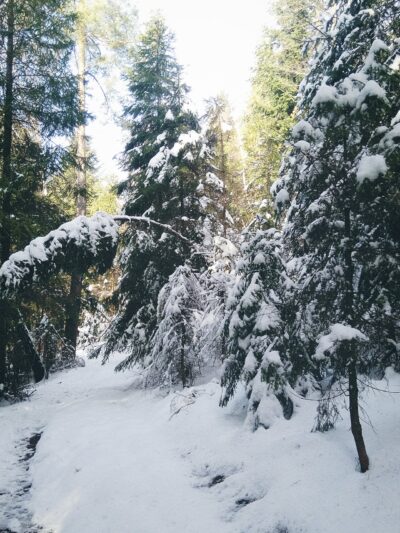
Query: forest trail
0 356 235 533
2 355 400 533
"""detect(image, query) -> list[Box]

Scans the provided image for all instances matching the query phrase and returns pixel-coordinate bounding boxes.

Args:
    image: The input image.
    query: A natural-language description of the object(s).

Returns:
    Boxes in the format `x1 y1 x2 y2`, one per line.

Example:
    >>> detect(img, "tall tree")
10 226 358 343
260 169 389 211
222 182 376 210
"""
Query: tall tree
274 0 400 472
64 0 89 357
242 0 318 219
0 0 80 395
205 95 244 234
63 0 138 357
97 17 219 369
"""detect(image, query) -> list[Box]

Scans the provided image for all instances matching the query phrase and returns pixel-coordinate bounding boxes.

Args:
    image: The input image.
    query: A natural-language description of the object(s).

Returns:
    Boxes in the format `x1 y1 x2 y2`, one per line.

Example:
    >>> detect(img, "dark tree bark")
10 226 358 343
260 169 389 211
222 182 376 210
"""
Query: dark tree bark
16 314 45 383
64 4 86 358
348 357 369 472
0 0 15 391
344 206 369 473
64 270 83 358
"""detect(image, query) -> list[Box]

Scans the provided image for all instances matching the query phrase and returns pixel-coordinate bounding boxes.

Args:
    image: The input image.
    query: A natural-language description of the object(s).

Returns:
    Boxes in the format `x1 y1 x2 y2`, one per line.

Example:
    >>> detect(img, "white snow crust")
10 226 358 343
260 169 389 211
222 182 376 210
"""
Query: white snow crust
356 154 388 184
1 356 400 533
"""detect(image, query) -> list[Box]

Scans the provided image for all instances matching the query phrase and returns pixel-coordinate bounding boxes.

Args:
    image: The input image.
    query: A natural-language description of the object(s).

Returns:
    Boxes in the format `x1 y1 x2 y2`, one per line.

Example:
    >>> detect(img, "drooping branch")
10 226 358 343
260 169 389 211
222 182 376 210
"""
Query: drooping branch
0 212 195 299
114 215 193 246
0 212 119 298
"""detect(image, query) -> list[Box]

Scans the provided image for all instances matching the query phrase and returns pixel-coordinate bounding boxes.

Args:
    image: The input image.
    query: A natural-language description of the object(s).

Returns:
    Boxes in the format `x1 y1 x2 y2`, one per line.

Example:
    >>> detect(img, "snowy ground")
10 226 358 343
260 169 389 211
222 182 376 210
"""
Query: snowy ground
1 355 400 533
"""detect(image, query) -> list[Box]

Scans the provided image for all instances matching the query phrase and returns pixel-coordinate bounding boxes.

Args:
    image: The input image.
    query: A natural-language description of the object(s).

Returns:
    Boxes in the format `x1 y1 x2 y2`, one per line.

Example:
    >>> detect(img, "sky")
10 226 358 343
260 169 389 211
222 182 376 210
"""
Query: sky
88 0 275 179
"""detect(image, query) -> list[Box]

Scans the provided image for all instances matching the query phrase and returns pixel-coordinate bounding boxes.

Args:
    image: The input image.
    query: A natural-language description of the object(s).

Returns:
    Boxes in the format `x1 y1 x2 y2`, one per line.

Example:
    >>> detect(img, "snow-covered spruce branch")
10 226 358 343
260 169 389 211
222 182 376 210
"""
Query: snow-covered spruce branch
0 213 119 297
113 216 193 246
0 213 195 298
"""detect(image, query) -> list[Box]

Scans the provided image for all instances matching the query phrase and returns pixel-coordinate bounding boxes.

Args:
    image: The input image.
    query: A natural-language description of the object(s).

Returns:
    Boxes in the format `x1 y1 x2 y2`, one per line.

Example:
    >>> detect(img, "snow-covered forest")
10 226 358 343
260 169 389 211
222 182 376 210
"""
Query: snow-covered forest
1 0 400 532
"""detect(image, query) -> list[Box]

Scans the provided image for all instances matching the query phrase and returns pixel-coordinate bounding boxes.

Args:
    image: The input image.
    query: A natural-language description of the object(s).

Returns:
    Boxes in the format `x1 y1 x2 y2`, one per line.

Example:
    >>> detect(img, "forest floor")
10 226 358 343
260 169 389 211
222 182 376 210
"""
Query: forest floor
1 354 400 533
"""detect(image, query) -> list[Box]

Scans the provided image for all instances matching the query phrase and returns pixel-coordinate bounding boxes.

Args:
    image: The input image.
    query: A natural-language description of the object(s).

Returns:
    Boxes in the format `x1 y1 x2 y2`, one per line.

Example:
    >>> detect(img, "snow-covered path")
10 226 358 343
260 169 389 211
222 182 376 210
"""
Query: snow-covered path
2 356 400 533
1 357 232 533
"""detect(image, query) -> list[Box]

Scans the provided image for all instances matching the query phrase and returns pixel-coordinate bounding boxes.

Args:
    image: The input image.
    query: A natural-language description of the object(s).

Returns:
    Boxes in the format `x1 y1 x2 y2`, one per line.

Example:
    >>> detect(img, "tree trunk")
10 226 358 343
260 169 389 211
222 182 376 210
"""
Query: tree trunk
64 271 83 357
76 5 87 218
0 0 15 391
348 356 369 472
180 324 186 388
16 314 45 383
344 206 369 472
219 120 227 238
64 4 86 357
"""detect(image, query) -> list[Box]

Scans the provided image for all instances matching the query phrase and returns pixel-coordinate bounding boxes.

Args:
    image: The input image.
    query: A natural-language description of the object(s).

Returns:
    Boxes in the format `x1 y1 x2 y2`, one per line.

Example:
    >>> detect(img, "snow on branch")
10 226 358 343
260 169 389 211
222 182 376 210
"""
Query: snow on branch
113 215 193 246
0 213 119 298
314 324 368 361
0 213 196 299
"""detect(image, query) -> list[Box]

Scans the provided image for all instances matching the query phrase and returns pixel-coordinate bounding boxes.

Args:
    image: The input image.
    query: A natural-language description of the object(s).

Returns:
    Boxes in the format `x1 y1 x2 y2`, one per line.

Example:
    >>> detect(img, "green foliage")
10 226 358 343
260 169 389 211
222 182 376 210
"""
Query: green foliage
275 0 400 381
0 0 81 250
242 0 318 218
0 0 82 398
98 17 219 368
88 178 118 215
204 94 244 232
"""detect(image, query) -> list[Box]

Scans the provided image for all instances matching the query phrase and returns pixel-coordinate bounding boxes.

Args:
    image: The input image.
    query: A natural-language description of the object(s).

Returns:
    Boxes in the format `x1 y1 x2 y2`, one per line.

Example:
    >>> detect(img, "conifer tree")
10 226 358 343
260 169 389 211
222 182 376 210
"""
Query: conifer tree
143 265 203 388
274 0 400 472
98 17 219 368
220 227 294 430
204 95 244 233
0 0 80 396
243 0 318 218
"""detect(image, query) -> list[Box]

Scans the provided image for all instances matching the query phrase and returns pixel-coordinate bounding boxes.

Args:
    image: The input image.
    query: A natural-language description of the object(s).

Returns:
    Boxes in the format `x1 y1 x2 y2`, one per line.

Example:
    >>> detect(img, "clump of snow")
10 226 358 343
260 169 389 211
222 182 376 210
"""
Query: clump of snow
148 148 167 169
356 80 387 108
294 140 311 152
275 188 290 206
170 130 201 157
263 350 282 366
165 109 174 121
364 38 389 70
312 83 337 107
292 119 315 138
390 55 400 71
356 154 388 184
213 236 238 259
314 323 368 360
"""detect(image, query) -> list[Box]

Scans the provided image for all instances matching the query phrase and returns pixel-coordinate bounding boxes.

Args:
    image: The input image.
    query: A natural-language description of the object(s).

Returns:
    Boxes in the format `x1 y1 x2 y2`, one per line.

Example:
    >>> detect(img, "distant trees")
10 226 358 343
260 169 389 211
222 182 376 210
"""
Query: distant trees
243 0 318 218
204 95 244 234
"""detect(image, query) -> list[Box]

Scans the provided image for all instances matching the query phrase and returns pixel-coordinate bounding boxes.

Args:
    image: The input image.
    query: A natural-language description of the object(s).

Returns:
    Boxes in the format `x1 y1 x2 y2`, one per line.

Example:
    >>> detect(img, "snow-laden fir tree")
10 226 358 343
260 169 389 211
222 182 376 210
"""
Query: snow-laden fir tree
194 236 238 368
97 17 221 368
220 227 294 430
274 0 400 472
143 265 203 388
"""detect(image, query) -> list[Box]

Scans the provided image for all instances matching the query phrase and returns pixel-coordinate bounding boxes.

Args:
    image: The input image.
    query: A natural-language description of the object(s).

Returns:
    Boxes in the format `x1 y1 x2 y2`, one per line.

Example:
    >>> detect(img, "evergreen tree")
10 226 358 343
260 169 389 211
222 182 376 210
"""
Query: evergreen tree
0 0 80 397
220 227 294 430
242 0 318 218
274 0 400 472
143 265 203 388
195 235 238 367
61 0 138 361
98 17 219 368
204 95 244 234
